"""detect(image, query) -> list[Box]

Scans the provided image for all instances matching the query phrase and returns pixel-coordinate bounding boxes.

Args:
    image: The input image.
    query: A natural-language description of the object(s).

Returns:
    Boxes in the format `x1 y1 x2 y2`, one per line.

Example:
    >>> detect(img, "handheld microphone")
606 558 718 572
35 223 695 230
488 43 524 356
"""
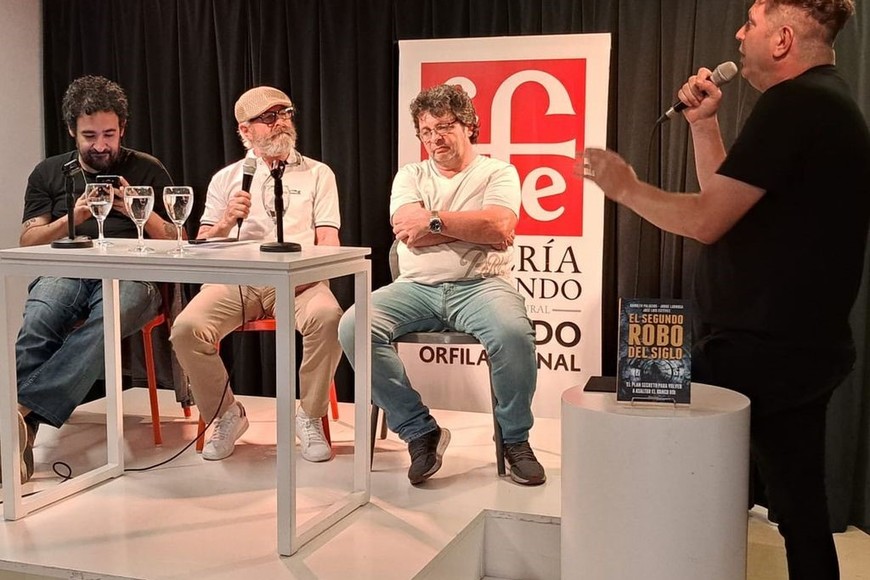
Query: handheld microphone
238 157 257 237
658 61 738 123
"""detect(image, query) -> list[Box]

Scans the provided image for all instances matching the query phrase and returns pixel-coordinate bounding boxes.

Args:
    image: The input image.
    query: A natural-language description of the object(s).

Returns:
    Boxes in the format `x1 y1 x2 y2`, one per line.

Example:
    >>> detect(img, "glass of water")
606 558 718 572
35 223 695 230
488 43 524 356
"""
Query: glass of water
123 185 155 253
84 183 113 247
163 186 193 255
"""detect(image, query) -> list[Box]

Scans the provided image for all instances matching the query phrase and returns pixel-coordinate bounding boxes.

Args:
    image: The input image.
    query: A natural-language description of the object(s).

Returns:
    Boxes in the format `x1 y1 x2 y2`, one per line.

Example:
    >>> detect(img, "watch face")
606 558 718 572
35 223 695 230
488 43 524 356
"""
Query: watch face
429 217 442 234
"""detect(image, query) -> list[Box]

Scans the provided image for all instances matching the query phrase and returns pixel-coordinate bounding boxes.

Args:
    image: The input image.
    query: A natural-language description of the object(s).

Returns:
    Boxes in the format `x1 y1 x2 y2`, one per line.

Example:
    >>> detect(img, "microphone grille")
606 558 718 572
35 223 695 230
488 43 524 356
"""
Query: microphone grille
242 157 257 176
711 61 739 86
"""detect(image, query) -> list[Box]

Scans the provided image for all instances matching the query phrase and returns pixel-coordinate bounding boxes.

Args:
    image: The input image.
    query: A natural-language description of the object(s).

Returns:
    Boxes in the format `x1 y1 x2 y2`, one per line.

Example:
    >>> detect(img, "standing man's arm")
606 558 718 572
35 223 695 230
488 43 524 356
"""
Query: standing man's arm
575 67 764 245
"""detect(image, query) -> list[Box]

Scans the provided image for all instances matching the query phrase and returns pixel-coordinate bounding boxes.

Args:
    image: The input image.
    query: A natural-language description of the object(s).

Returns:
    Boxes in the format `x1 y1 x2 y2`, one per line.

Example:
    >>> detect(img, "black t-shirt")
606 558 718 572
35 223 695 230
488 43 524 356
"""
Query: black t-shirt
23 147 173 239
696 65 870 343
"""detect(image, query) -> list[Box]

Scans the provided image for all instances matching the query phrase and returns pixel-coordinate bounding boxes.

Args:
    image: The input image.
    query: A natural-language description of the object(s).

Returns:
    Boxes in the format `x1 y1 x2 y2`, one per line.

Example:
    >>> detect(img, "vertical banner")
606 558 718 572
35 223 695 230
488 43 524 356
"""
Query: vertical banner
398 34 610 418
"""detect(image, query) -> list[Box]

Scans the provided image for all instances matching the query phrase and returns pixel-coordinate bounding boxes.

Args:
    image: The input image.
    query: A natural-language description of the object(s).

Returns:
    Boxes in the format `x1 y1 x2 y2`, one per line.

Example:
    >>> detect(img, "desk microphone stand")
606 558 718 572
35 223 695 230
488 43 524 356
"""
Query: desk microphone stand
261 159 301 252
52 158 93 249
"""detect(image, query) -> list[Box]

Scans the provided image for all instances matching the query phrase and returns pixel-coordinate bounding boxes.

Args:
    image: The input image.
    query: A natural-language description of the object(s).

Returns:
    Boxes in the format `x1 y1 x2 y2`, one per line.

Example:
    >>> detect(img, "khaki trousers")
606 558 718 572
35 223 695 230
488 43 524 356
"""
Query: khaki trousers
170 281 343 421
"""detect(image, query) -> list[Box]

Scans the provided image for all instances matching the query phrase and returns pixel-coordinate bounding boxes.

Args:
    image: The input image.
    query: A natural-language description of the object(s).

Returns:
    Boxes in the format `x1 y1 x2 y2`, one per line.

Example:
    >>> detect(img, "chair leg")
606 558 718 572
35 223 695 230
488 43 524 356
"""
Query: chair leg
195 415 206 453
379 411 388 439
142 318 164 446
369 405 380 468
321 415 332 446
329 380 339 421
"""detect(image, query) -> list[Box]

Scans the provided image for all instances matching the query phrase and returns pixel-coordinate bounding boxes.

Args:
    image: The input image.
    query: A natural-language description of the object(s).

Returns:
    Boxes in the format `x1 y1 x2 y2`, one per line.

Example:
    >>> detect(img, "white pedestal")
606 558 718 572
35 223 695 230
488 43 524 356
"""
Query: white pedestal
561 382 751 580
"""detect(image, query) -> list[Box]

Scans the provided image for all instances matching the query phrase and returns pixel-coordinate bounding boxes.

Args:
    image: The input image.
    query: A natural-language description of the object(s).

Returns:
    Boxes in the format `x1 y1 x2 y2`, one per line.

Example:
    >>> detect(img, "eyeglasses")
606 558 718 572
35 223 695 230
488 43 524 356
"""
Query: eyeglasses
250 106 295 126
416 120 458 142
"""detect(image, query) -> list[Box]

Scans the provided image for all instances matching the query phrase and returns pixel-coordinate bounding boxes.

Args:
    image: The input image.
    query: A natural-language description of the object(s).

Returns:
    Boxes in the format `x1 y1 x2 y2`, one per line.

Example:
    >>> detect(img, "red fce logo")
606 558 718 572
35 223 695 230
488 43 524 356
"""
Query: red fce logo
422 59 587 236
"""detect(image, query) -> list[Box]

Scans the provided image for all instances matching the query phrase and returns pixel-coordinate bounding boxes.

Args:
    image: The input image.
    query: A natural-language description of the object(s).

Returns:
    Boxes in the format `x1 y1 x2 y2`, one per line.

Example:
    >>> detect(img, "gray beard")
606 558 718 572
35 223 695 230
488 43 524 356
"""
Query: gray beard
257 131 296 159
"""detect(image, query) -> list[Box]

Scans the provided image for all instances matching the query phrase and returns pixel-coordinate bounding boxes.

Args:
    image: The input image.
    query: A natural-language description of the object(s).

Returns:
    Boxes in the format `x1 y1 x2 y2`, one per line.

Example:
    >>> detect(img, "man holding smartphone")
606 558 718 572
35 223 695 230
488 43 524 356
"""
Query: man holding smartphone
5 75 175 485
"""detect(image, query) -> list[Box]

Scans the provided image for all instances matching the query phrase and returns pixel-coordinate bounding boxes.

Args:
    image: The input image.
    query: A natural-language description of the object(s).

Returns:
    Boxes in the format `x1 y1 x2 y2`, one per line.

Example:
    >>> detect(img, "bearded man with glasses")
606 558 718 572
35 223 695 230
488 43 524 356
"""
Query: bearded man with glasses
170 86 343 464
339 84 545 487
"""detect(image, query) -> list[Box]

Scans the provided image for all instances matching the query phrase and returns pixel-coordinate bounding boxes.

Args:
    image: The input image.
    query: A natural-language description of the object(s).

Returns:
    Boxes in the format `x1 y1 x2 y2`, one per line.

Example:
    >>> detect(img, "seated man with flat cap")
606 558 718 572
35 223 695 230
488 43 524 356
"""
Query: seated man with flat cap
170 86 343 463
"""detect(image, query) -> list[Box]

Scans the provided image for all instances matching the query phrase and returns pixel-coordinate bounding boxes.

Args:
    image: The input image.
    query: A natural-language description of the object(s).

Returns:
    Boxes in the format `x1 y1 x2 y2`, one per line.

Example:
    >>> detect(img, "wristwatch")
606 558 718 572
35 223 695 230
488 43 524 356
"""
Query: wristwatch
428 211 443 235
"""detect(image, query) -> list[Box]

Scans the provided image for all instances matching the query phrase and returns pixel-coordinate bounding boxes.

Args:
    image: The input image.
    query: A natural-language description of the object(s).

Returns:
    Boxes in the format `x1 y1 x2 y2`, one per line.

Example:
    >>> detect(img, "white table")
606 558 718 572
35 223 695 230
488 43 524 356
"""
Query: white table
561 382 751 580
0 239 371 556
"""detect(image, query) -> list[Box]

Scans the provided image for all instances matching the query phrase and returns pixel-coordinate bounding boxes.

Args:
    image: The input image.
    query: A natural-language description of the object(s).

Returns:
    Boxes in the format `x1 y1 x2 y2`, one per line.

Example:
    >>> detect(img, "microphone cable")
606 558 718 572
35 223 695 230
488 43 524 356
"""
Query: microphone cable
124 284 248 473
38 285 251 483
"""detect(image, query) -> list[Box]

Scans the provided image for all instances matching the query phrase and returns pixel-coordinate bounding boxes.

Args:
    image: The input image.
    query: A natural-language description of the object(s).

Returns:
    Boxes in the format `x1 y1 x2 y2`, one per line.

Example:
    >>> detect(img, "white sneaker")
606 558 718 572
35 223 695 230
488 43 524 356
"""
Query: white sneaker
296 407 332 462
203 402 249 461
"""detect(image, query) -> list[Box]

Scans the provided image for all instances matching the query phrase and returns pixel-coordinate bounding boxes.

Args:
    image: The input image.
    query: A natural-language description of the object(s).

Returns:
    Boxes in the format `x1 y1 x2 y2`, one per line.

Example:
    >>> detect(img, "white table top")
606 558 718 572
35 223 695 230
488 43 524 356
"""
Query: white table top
562 382 750 419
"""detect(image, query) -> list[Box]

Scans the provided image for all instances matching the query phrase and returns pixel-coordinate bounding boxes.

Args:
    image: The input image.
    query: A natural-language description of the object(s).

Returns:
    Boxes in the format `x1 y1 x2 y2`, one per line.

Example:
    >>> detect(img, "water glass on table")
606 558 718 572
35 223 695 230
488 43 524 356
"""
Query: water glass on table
163 186 193 255
123 185 155 254
84 183 113 247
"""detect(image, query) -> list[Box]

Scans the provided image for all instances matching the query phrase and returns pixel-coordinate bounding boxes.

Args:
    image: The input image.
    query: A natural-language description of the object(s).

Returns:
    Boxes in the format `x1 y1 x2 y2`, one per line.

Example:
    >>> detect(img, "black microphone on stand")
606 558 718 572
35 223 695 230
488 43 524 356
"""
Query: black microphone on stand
260 159 301 252
52 158 94 249
237 158 257 240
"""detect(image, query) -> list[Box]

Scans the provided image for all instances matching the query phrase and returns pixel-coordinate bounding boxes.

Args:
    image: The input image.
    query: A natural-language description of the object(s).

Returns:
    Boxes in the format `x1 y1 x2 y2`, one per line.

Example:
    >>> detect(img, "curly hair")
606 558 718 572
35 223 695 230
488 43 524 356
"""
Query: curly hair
62 75 129 132
762 0 855 43
410 84 480 144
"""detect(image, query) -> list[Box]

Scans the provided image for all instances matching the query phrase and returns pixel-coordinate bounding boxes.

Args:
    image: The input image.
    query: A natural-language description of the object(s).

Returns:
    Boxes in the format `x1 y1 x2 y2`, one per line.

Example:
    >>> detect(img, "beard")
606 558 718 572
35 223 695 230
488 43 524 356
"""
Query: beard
81 147 118 172
253 126 297 159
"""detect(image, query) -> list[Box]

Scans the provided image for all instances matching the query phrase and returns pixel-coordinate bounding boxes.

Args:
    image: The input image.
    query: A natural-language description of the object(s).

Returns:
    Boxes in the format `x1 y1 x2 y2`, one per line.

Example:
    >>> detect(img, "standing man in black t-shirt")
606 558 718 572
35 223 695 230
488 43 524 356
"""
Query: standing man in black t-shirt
575 1 869 579
6 76 175 486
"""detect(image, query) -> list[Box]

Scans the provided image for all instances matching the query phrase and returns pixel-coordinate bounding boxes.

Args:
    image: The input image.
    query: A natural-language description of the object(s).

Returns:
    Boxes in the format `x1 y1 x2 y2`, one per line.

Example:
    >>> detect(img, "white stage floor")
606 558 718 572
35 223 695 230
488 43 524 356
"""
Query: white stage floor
1 389 868 579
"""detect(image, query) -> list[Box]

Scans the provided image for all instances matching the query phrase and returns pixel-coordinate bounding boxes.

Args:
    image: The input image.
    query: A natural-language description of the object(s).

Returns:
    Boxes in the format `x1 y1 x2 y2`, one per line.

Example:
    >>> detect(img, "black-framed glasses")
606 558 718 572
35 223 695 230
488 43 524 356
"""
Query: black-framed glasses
416 120 458 142
250 106 295 125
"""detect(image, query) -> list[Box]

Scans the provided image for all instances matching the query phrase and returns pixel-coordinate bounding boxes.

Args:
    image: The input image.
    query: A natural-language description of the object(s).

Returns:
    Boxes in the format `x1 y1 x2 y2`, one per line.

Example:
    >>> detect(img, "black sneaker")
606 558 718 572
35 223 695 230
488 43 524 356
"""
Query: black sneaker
504 441 546 486
407 427 451 485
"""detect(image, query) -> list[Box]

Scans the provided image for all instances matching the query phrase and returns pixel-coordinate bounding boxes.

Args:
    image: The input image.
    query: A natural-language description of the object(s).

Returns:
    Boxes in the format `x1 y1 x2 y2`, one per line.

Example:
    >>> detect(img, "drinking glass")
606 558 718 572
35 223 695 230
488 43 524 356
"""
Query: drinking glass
84 183 113 247
162 186 193 255
123 185 155 253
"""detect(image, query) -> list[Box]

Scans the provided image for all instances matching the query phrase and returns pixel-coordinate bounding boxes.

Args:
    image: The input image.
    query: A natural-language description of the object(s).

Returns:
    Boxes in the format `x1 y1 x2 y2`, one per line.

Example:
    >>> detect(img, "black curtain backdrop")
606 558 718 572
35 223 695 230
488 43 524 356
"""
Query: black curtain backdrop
41 0 869 533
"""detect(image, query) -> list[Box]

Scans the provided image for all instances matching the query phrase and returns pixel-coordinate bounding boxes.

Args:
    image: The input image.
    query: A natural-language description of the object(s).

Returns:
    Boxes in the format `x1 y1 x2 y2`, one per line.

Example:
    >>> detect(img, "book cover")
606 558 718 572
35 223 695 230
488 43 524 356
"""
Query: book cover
616 298 691 404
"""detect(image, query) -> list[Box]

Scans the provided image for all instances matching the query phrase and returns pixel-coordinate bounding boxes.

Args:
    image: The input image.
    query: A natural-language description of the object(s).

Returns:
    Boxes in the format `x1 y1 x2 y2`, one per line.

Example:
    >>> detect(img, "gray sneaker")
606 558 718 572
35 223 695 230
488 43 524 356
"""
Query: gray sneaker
503 441 546 486
407 427 450 485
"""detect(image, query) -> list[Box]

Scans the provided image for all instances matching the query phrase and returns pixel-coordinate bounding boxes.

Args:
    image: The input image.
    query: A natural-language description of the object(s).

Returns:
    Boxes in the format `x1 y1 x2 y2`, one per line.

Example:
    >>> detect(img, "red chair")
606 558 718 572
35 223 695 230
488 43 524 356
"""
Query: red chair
144 314 340 452
141 310 191 446
225 318 339 451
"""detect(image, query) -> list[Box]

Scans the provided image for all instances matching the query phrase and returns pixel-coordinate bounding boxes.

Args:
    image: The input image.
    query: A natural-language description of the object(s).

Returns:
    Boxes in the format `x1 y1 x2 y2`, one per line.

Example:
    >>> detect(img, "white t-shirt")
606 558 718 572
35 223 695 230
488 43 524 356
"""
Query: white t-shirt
201 151 340 245
389 155 521 285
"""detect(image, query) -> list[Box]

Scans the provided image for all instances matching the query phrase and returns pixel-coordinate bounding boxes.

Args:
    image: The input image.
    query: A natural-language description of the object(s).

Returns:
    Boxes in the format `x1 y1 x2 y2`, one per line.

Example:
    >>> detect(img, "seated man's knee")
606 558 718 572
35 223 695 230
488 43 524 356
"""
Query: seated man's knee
118 282 160 332
338 307 356 352
169 313 197 349
494 317 535 349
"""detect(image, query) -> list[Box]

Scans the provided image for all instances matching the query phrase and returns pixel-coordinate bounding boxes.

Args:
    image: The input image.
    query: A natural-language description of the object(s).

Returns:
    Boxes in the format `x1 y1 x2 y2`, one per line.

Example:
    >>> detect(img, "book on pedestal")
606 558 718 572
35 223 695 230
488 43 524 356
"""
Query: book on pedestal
616 297 691 404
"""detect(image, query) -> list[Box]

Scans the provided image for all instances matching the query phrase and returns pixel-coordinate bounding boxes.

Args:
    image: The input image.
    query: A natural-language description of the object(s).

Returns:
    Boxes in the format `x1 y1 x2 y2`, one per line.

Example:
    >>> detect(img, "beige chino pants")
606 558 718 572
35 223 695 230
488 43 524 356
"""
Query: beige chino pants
170 281 343 422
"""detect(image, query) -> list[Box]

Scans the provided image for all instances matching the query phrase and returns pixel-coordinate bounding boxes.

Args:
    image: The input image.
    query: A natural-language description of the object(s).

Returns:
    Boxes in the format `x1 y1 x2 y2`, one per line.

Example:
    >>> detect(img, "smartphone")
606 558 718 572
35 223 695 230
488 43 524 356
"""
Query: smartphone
96 175 121 187
189 237 238 244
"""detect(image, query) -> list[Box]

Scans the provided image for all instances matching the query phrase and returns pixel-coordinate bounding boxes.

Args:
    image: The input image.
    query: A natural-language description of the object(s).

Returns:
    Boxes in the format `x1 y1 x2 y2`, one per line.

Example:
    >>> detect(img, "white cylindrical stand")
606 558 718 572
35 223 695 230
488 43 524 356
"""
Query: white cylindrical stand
561 383 751 580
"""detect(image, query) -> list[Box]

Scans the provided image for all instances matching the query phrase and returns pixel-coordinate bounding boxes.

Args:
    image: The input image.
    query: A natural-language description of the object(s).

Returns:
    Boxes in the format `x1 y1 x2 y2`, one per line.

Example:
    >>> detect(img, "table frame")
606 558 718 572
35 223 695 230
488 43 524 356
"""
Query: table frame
0 239 371 556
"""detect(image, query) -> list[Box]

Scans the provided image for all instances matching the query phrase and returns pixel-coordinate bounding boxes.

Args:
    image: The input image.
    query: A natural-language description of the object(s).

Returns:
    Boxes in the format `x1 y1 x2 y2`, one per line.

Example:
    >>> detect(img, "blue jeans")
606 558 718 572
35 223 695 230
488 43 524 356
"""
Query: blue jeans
16 277 161 428
339 277 536 444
